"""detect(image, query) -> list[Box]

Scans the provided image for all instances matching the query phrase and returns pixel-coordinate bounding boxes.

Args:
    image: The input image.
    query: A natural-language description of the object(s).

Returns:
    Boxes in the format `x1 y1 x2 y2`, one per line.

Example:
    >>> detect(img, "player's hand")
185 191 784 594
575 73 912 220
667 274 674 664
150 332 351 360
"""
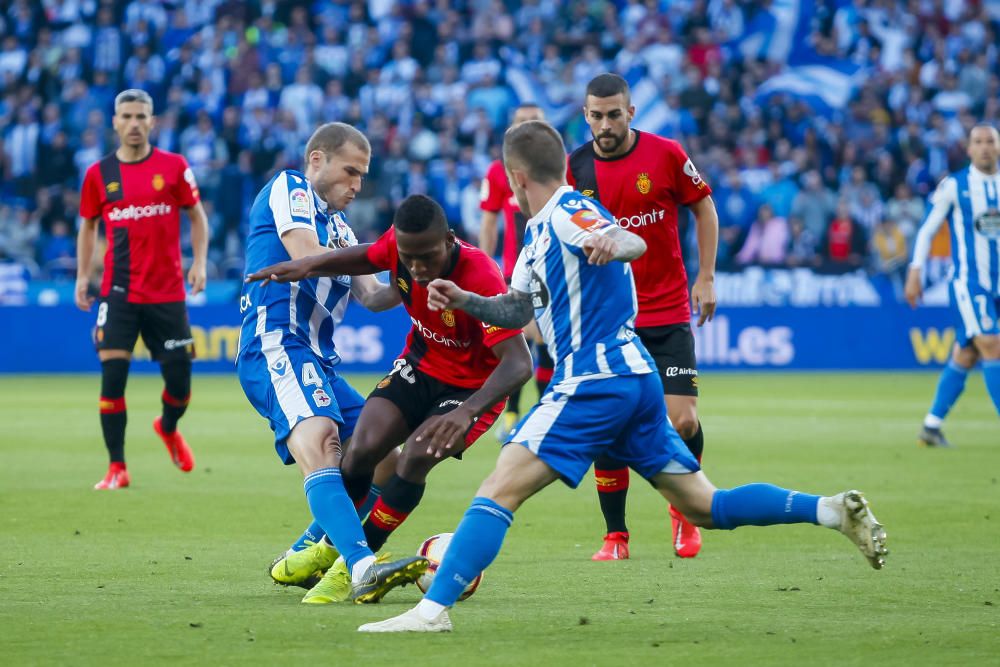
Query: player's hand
188 260 207 296
691 275 717 326
75 278 94 311
427 279 468 311
245 257 314 286
413 409 474 458
581 234 618 265
904 267 923 309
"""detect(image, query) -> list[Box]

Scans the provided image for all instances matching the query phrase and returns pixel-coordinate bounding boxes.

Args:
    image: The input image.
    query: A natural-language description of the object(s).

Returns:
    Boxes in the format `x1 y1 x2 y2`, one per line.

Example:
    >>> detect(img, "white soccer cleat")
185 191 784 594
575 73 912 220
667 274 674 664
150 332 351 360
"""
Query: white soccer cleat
357 607 453 633
834 490 888 569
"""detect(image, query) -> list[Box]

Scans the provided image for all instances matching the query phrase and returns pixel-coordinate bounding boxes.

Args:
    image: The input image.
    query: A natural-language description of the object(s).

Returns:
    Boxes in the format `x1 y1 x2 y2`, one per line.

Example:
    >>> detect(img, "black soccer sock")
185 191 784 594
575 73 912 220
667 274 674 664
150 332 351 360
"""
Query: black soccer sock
343 471 374 506
682 422 704 462
363 474 425 552
99 359 130 464
507 386 522 416
594 454 629 534
159 358 192 434
535 343 554 395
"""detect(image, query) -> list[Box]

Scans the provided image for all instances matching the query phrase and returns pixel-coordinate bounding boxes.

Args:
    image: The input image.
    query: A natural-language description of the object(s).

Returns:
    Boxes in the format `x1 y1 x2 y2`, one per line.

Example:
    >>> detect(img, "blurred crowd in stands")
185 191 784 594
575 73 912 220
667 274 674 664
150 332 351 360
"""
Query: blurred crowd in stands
0 0 997 296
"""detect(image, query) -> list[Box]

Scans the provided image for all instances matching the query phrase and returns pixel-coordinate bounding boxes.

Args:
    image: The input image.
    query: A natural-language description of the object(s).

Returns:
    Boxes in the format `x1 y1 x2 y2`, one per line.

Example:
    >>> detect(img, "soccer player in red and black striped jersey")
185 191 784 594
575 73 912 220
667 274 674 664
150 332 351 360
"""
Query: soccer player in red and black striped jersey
478 103 554 437
568 73 720 560
76 89 209 490
248 195 532 572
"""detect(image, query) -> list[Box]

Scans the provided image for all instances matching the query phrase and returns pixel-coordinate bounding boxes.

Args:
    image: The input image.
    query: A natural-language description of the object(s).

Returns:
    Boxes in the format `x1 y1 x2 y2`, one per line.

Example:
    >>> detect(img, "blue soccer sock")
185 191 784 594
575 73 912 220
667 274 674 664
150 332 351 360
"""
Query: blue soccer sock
289 520 326 552
357 483 383 520
303 467 373 572
983 360 1000 415
425 497 513 607
711 484 819 530
926 360 970 427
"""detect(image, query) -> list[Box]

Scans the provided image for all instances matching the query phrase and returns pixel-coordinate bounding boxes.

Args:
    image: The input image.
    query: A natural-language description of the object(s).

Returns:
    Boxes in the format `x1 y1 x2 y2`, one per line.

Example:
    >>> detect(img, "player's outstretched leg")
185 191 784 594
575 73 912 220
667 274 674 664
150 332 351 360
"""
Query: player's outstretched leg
983 358 1000 415
153 358 194 471
592 456 630 560
95 357 131 490
655 473 888 570
920 356 971 447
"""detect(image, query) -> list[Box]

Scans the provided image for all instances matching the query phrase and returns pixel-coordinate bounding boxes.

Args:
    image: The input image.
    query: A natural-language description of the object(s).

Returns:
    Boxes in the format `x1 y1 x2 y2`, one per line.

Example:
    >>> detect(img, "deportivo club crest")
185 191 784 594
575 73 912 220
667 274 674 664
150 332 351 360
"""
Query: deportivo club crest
442 309 456 327
636 172 652 194
152 174 165 191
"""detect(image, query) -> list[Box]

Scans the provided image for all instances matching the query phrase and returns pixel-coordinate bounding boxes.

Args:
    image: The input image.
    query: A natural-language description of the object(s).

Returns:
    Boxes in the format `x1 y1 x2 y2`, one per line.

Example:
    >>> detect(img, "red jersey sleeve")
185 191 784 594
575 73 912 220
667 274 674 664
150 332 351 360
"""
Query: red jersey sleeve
479 161 508 213
174 155 201 207
665 140 712 206
565 155 577 188
366 226 396 270
79 164 103 219
462 249 521 347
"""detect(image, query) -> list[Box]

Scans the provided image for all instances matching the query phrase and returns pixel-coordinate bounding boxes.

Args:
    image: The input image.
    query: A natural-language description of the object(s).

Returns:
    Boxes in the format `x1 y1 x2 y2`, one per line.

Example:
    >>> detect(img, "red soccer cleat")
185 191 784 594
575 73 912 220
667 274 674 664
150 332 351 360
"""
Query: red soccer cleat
94 463 130 490
669 505 701 558
153 417 195 472
591 531 630 561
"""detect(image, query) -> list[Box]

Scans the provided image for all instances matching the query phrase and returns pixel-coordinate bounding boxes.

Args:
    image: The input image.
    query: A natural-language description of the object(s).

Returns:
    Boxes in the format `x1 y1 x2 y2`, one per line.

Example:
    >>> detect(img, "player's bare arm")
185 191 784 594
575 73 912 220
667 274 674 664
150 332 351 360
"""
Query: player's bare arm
478 209 499 257
246 242 378 285
427 279 535 330
415 334 532 457
904 266 923 308
74 216 101 311
688 195 719 326
582 226 647 265
351 273 402 312
185 202 209 296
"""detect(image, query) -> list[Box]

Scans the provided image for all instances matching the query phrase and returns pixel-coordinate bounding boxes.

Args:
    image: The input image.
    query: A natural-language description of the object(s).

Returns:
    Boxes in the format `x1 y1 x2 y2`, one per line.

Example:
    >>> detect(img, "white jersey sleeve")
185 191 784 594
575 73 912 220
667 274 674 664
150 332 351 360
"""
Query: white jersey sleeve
549 203 616 251
269 171 316 237
910 176 956 270
510 245 532 294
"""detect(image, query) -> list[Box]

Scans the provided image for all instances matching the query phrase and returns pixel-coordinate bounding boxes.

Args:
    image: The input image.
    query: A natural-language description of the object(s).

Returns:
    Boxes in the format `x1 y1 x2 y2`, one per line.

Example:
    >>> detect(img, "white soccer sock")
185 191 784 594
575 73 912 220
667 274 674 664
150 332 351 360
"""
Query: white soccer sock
351 555 377 584
416 598 447 621
816 496 840 528
923 414 943 429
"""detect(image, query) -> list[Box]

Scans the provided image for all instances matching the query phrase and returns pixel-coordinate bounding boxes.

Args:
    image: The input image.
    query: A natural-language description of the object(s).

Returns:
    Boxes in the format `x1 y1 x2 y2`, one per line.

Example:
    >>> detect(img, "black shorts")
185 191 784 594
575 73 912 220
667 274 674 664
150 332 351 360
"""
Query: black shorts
637 324 698 397
93 297 193 361
368 356 503 448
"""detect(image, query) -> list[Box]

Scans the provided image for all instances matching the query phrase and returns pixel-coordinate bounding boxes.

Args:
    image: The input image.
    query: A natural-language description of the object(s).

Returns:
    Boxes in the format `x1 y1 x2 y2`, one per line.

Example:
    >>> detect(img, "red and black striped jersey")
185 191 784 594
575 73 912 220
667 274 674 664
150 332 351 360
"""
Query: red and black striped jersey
79 147 200 303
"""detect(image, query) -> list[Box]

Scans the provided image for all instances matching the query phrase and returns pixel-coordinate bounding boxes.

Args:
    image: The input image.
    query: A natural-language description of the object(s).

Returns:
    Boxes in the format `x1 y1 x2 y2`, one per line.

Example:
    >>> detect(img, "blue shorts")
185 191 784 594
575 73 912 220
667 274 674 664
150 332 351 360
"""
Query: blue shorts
507 372 699 488
950 281 1000 347
237 341 364 465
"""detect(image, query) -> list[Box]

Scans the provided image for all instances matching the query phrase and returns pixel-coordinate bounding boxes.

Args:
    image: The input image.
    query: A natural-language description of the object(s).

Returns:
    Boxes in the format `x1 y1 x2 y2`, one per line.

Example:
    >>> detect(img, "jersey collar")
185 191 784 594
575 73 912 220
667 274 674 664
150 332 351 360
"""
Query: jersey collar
592 129 642 162
528 185 573 228
970 164 1000 179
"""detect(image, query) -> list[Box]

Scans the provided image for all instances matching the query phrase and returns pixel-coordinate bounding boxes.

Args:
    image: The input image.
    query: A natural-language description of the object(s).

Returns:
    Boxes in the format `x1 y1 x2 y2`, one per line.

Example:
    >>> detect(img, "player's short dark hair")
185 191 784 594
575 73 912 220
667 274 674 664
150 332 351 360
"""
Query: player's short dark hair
305 122 371 161
502 120 566 184
393 194 448 235
114 89 154 114
586 73 630 103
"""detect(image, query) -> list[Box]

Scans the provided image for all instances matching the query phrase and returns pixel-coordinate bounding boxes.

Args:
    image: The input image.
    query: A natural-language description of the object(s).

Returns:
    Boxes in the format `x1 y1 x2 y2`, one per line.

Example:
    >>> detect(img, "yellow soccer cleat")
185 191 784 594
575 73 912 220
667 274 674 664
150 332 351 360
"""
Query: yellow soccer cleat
301 557 351 604
269 539 338 588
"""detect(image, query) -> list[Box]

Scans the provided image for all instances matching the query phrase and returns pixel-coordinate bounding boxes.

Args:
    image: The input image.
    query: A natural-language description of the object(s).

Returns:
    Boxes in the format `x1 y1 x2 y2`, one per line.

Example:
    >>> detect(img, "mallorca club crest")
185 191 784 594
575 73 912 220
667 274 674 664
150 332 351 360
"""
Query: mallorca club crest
152 174 165 191
635 172 652 195
441 309 456 327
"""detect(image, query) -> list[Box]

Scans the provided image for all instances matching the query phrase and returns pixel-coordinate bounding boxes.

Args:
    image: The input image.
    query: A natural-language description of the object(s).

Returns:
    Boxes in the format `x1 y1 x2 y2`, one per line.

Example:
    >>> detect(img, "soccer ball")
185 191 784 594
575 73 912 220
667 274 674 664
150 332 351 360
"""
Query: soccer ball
416 532 483 601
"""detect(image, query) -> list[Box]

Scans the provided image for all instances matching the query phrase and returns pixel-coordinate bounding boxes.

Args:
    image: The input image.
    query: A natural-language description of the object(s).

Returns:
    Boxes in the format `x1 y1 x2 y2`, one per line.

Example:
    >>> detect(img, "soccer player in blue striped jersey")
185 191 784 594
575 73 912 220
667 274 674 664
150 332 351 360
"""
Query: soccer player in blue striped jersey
906 124 1000 445
237 123 427 604
359 121 888 633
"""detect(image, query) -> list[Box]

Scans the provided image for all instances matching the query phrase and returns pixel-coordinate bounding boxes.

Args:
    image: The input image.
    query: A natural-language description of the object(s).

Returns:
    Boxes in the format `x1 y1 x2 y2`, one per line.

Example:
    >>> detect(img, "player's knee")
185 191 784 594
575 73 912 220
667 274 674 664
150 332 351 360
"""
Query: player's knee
975 335 1000 360
395 447 437 481
672 412 699 440
952 344 979 368
341 438 381 476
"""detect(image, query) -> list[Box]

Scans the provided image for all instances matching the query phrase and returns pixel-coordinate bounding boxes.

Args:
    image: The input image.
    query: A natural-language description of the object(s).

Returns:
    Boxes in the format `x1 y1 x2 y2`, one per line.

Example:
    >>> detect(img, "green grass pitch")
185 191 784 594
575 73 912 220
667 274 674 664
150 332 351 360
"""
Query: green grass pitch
1 372 997 665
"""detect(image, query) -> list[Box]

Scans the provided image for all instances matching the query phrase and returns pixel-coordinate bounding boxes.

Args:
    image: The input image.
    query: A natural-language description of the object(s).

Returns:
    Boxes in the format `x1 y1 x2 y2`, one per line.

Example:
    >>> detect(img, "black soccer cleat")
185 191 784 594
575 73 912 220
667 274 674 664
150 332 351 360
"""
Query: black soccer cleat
350 556 429 604
918 426 953 448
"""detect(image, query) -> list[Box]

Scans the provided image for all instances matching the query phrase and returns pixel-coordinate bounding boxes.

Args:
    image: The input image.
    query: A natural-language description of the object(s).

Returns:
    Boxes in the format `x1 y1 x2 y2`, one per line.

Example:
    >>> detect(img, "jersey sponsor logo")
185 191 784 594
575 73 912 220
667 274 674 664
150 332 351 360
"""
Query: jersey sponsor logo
479 178 491 202
410 316 471 348
569 209 612 233
438 399 464 409
152 174 165 191
396 277 409 293
663 366 697 377
312 388 332 407
289 188 309 217
372 509 401 527
617 209 666 229
441 309 456 327
636 172 652 194
163 337 194 351
106 203 173 221
183 167 198 188
106 181 120 194
528 269 549 310
683 159 706 189
581 189 595 197
482 321 502 334
376 375 392 389
269 358 289 376
975 210 1000 238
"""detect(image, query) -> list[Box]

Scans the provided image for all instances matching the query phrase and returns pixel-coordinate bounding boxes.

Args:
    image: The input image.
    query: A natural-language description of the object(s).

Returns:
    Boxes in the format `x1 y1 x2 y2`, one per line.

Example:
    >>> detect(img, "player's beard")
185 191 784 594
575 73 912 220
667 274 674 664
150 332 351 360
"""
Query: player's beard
593 129 628 156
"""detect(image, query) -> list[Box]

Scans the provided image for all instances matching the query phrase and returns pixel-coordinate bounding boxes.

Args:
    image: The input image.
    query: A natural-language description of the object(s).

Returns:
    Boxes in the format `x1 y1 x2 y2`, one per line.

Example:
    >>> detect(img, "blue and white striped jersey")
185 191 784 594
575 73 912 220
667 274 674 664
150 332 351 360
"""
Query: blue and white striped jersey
238 170 357 363
511 185 655 387
912 165 1000 298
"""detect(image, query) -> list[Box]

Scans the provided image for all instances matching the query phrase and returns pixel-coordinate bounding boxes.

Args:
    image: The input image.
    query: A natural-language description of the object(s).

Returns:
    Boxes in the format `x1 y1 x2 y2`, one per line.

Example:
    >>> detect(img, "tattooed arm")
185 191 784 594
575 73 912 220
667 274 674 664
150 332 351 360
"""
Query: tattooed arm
426 279 535 330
